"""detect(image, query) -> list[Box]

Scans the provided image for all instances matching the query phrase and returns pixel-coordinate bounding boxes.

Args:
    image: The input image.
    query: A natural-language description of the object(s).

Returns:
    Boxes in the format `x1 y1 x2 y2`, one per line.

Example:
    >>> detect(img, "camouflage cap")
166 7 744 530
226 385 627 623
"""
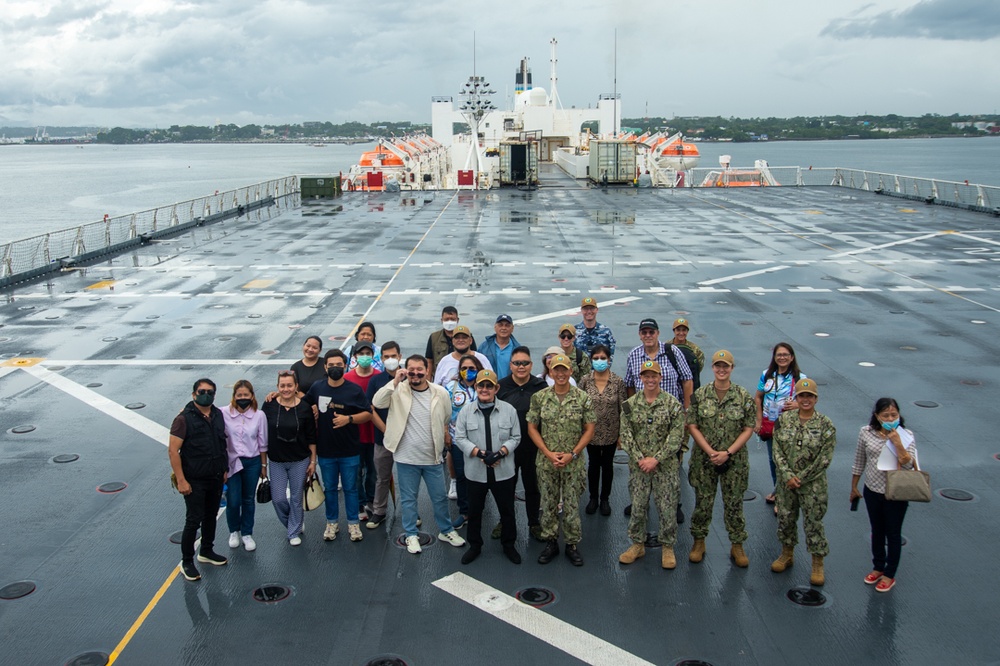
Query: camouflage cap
711 350 735 366
475 369 500 387
549 354 573 370
639 359 662 375
581 296 598 308
795 378 818 396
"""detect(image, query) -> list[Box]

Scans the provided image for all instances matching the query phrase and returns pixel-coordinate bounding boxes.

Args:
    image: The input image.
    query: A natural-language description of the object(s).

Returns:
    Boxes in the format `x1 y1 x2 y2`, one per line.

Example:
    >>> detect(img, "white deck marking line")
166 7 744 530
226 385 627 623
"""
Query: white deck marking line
40 359 294 366
698 265 791 285
432 572 655 666
951 232 1000 248
21 365 170 445
0 367 18 380
827 232 942 257
340 192 458 349
515 297 641 325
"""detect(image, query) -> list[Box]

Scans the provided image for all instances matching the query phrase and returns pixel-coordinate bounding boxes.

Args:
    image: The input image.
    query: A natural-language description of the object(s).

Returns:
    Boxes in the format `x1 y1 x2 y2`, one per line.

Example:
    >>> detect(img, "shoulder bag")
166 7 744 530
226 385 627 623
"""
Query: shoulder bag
303 473 325 511
885 456 931 503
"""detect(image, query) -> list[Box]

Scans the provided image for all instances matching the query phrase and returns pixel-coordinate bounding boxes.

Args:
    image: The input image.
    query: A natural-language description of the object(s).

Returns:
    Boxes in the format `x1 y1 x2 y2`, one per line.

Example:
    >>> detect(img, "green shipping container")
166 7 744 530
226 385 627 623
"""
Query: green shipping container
300 176 342 199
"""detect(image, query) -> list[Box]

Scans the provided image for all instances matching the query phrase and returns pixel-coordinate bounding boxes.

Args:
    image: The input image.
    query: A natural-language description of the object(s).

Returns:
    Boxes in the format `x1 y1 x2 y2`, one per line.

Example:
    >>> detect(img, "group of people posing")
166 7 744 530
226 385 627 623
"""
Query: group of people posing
168 298 918 594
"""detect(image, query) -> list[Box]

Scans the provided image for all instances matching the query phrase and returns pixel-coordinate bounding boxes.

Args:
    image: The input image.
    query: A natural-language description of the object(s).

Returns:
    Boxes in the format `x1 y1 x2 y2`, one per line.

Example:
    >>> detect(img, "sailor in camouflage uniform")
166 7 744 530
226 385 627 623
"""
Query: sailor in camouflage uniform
574 297 617 364
618 360 686 569
686 350 756 567
527 354 596 566
770 378 836 585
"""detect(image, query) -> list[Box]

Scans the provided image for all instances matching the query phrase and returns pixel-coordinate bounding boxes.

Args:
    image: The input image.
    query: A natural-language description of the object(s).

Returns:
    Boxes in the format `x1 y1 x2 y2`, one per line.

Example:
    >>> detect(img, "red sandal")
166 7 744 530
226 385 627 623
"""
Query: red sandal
875 576 896 592
864 571 883 585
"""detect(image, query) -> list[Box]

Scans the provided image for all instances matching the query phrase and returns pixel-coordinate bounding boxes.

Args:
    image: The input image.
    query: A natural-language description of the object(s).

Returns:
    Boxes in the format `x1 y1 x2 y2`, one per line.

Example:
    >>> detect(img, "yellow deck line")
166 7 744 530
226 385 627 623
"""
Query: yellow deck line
107 568 180 663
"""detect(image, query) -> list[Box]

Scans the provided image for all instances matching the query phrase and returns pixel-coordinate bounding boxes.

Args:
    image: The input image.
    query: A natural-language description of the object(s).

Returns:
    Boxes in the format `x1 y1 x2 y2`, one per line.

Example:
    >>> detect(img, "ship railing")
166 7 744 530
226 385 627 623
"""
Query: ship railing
681 166 998 213
0 177 298 289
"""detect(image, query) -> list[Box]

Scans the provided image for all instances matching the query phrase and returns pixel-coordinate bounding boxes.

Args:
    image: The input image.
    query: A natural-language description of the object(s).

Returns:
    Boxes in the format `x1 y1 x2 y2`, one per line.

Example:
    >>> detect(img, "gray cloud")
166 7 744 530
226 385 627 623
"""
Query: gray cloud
823 0 1000 40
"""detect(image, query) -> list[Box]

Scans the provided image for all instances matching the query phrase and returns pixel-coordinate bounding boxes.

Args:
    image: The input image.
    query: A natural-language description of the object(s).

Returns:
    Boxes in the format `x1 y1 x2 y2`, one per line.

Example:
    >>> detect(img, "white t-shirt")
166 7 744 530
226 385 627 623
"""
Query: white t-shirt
433 352 493 386
393 387 438 465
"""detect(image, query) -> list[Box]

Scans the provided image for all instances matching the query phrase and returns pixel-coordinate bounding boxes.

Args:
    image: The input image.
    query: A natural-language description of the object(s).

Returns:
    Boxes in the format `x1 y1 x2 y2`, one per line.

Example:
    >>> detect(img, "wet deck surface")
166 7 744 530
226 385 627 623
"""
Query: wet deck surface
1 169 998 665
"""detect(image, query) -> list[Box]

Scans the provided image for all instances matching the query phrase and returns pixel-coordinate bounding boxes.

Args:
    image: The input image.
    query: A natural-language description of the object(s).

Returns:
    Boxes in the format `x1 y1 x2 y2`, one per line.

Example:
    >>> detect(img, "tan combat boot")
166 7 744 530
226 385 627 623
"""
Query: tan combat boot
730 543 749 568
771 545 795 573
689 539 706 563
810 555 825 586
618 543 645 564
661 546 676 570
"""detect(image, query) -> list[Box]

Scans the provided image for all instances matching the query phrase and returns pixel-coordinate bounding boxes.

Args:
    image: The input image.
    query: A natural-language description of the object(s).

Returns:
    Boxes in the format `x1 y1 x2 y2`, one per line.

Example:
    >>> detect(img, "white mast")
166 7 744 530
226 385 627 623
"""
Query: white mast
549 38 562 110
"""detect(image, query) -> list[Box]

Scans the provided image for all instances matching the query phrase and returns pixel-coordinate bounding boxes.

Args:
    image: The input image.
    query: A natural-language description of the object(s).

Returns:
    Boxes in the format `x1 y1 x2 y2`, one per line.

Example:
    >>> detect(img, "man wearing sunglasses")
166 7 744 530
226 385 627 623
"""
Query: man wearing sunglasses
372 355 466 555
169 378 229 581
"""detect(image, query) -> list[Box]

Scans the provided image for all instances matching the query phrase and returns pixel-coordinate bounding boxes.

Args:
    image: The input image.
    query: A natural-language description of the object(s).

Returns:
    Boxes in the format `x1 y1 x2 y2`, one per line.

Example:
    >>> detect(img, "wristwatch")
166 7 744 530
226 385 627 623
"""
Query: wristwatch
348 414 353 424
571 452 579 461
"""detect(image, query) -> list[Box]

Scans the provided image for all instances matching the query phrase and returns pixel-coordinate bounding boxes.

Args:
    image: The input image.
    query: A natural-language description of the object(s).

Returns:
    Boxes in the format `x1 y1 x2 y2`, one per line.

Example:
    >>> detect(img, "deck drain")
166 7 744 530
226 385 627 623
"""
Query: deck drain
53 454 79 463
169 530 197 544
216 336 234 341
87 382 102 388
145 315 160 320
63 651 109 666
676 661 715 666
514 586 557 608
180 365 195 370
252 585 291 603
0 581 36 600
211 304 228 309
288 324 303 329
10 425 36 434
248 314 263 318
994 453 1000 462
331 335 347 341
743 490 758 502
900 346 918 351
739 321 753 326
858 362 875 367
890 310 906 314
625 321 640 327
552 278 567 283
309 305 324 309
101 337 119 342
125 403 145 410
47 365 66 371
394 532 434 548
120 355 137 360
971 320 986 325
363 656 409 666
786 587 827 607
962 379 982 386
914 401 938 408
814 333 830 337
97 482 127 494
260 350 278 355
643 533 662 548
181 325 193 329
938 488 975 502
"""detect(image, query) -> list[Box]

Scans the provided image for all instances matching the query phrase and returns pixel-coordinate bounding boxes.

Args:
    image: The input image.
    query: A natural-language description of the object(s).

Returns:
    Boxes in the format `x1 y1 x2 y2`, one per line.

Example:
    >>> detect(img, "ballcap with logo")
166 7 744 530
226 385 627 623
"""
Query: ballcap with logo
475 369 499 386
638 318 659 331
549 354 573 370
712 350 735 366
453 325 472 337
581 297 598 308
639 360 662 375
559 323 576 336
795 378 818 396
495 314 513 324
672 318 690 330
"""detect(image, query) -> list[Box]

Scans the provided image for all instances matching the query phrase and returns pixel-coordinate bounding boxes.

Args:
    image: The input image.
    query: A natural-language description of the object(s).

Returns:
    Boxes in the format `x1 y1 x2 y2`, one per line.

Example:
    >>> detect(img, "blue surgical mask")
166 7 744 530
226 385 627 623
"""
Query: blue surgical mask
592 359 609 372
357 355 374 369
881 419 899 431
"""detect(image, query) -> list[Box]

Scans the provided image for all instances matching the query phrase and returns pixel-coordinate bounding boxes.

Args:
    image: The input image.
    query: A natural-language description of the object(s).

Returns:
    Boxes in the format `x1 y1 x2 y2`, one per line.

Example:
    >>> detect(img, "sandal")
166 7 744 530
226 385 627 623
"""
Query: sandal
864 571 884 585
875 576 895 593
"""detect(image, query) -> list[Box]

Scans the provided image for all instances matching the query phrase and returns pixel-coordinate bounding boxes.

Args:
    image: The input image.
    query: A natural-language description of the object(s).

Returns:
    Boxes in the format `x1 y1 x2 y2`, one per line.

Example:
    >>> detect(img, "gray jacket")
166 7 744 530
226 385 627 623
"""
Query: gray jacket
454 399 520 483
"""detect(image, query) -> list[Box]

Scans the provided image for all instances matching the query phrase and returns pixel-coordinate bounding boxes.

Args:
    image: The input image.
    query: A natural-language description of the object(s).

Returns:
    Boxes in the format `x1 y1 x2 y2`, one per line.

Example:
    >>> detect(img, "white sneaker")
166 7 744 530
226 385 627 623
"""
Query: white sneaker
348 524 363 542
241 535 256 552
323 522 339 541
447 479 458 500
289 536 302 546
438 530 466 547
405 535 422 554
228 531 240 548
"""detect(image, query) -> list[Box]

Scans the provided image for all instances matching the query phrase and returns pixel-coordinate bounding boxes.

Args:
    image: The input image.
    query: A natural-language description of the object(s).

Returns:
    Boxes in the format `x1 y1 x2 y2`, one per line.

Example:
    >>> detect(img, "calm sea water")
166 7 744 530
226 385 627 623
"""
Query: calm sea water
1 138 997 245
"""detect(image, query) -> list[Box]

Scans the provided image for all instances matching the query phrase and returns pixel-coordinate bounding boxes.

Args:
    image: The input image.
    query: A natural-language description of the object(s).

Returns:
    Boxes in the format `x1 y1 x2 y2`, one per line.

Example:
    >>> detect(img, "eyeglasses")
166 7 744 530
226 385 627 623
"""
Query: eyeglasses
775 353 792 359
196 389 215 396
476 383 495 390
639 330 657 336
559 334 574 340
511 360 531 367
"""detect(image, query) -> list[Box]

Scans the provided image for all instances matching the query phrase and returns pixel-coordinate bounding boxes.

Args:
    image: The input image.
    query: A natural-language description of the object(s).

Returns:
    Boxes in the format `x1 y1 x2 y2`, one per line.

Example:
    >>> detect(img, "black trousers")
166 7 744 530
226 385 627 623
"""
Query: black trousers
514 443 540 527
181 476 225 562
467 476 517 548
863 485 909 578
586 443 616 500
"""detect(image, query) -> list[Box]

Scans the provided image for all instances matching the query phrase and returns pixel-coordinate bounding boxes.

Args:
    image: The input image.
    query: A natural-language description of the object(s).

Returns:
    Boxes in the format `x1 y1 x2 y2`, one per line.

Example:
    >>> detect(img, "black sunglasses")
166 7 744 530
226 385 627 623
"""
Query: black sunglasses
196 389 216 396
511 360 531 367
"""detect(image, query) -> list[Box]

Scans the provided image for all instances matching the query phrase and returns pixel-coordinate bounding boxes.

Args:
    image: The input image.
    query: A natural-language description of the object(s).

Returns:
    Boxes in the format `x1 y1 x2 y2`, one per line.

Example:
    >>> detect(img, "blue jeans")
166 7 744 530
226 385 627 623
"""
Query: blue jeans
317 455 360 524
225 455 261 535
396 462 453 538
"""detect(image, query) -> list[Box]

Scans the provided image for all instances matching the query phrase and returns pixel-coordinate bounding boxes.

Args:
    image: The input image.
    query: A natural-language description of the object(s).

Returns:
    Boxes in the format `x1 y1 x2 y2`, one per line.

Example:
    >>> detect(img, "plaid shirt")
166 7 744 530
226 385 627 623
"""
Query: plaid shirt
623 342 692 401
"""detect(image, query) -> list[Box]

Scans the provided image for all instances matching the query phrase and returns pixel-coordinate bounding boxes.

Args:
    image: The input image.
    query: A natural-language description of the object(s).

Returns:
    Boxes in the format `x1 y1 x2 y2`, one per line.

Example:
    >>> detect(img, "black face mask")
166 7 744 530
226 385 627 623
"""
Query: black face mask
235 398 253 410
194 393 215 407
327 367 345 381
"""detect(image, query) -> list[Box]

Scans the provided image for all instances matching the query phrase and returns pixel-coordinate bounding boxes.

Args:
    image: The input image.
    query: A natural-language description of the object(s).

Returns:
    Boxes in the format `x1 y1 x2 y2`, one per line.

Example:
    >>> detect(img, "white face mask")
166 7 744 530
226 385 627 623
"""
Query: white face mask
383 357 400 372
442 320 458 332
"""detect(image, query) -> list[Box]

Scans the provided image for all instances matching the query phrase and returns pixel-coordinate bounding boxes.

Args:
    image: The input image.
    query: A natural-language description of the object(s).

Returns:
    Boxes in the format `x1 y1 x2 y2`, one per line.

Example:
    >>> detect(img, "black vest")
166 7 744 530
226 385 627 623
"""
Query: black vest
179 402 228 480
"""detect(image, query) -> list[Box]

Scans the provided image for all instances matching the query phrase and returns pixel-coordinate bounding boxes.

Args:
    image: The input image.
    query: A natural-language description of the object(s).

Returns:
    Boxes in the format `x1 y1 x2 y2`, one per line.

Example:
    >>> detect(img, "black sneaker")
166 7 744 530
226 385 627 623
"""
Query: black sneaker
180 560 201 581
585 498 598 514
366 513 386 529
197 551 228 566
537 541 559 564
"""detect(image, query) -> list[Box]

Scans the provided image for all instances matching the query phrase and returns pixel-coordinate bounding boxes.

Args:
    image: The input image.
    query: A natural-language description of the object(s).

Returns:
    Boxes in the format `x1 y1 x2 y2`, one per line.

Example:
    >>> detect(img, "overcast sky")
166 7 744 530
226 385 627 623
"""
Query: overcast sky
2 0 998 128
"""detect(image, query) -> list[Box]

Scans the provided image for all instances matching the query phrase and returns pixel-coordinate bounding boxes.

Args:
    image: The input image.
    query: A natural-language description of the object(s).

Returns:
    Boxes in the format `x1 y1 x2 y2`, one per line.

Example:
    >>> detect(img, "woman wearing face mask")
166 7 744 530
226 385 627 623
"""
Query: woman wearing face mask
348 322 383 372
444 354 483 528
262 370 317 546
850 397 918 593
222 380 268 552
578 345 627 516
